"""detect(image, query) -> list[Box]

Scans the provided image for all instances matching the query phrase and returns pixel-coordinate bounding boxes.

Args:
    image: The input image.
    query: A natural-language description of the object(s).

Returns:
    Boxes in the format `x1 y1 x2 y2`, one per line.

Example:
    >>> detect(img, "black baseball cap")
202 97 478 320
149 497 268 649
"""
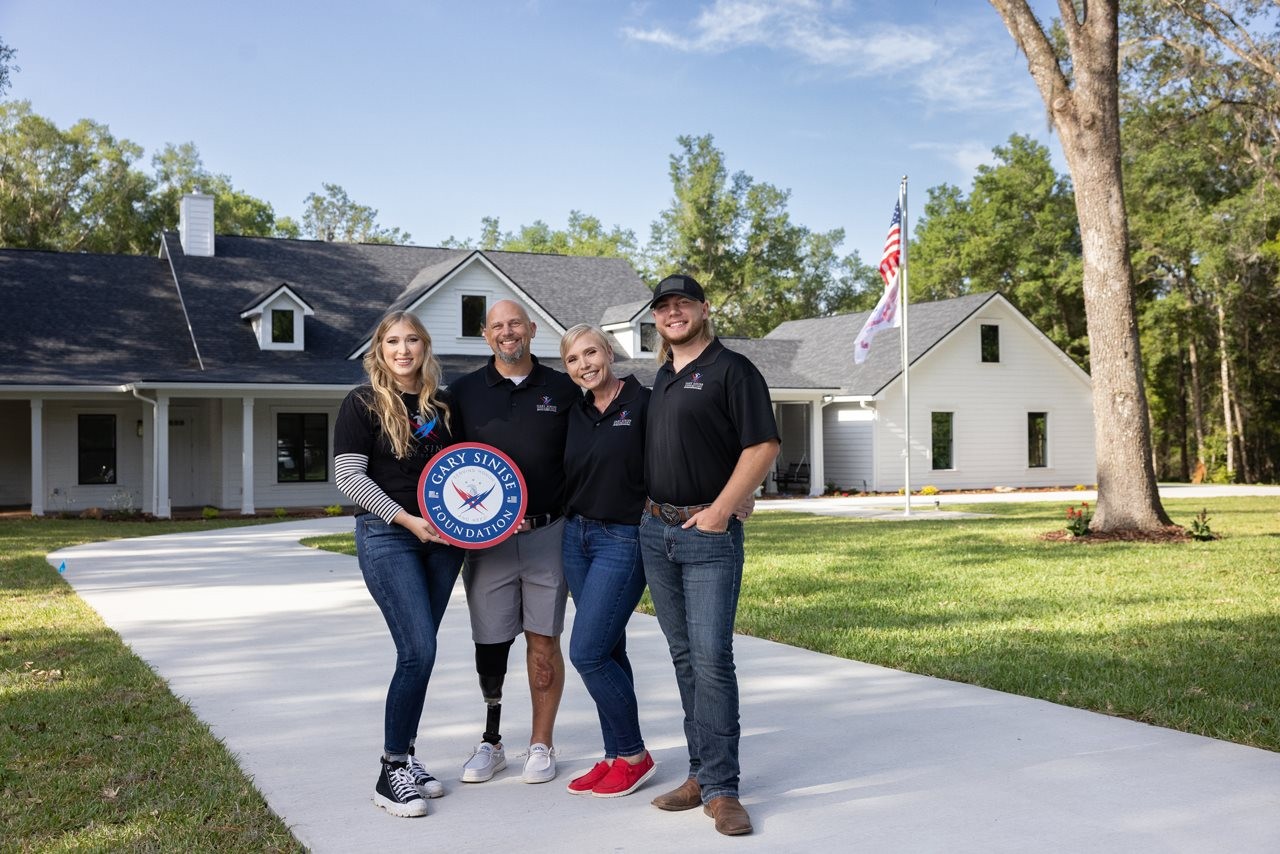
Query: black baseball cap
649 274 706 309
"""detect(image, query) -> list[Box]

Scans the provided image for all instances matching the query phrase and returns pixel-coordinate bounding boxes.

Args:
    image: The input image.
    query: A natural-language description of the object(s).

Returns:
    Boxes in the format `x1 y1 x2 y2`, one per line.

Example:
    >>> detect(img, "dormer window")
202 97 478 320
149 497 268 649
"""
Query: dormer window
240 283 314 351
271 309 295 344
640 321 658 353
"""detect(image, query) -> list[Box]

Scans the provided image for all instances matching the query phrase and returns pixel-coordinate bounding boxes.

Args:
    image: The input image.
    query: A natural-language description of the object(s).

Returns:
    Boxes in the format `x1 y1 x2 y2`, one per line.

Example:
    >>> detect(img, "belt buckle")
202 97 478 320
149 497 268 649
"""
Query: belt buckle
658 503 683 525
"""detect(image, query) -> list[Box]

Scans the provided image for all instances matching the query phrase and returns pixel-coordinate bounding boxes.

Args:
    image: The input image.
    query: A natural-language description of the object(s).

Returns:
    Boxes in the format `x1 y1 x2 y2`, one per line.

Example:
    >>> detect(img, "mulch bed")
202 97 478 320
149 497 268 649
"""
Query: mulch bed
1039 525 1194 544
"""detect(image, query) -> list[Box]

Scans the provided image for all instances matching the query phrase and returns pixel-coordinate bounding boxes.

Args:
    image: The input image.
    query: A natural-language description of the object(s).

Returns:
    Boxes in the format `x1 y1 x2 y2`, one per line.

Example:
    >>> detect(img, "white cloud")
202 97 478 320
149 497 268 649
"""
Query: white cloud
623 1 1038 114
911 140 999 177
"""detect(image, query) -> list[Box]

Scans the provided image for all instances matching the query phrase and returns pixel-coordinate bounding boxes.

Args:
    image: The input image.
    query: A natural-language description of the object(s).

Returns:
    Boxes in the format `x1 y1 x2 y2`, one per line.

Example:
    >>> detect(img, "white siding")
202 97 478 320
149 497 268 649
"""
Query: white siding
415 264 562 358
822 406 874 493
37 401 149 513
871 300 1095 492
252 399 346 509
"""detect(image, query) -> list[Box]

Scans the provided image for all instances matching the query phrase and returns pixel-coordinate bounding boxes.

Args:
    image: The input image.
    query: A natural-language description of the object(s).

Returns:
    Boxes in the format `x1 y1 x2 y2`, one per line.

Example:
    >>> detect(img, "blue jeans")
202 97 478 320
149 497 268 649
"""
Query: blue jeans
355 514 464 755
562 514 648 758
639 513 744 803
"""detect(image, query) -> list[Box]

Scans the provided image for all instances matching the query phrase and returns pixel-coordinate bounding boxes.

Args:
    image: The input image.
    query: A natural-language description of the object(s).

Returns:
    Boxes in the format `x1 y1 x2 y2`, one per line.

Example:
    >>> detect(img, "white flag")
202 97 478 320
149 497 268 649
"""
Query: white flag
853 277 900 364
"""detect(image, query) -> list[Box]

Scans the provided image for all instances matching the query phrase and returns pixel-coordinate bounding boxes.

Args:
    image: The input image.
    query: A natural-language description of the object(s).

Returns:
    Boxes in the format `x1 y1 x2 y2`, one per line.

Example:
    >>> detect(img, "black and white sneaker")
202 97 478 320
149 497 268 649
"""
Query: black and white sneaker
374 757 428 817
407 746 445 798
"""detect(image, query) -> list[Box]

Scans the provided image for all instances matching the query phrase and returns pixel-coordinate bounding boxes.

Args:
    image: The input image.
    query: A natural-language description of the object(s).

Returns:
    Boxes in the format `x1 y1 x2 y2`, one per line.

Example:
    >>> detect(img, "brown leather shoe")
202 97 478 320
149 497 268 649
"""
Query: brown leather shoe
704 796 753 836
651 777 701 811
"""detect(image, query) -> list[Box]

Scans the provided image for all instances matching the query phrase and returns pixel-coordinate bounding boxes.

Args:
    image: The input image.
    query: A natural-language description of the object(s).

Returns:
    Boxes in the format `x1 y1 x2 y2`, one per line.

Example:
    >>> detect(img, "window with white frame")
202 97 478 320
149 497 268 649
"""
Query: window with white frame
462 295 486 338
271 308 295 344
931 412 954 470
276 413 329 483
1028 412 1048 468
78 414 117 484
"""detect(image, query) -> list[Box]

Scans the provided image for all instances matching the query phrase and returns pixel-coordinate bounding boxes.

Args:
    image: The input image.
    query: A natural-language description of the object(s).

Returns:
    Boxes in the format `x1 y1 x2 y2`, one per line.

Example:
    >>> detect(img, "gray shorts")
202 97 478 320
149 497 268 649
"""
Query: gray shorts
462 518 568 643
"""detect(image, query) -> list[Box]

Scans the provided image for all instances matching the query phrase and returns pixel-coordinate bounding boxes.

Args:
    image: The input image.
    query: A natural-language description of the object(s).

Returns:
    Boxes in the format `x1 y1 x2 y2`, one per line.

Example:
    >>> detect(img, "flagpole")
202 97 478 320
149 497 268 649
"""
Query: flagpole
900 176 911 516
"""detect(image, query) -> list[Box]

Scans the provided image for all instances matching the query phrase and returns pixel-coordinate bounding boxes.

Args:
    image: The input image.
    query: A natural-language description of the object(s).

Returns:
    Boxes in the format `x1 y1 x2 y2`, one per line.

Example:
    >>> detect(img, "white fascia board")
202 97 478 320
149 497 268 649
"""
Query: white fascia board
124 382 358 399
989 293 1092 387
347 251 568 361
829 395 877 404
0 385 134 398
600 321 631 332
239 284 316 319
767 387 840 401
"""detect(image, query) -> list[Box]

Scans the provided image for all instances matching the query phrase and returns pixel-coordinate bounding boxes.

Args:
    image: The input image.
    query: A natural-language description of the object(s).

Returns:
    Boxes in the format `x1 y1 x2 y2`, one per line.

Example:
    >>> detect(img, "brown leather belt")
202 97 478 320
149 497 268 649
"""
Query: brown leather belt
646 498 711 525
518 513 561 532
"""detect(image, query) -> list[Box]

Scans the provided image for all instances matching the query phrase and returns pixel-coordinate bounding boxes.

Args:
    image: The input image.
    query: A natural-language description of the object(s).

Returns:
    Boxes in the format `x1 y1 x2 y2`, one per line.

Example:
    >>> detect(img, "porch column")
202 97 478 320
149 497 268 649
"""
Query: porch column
241 397 255 515
809 399 825 497
156 394 171 518
30 399 44 516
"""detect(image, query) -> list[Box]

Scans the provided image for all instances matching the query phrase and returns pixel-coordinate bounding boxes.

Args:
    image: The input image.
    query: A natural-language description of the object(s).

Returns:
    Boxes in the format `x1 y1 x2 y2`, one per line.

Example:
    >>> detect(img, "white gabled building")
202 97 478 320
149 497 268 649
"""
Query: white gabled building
765 292 1096 493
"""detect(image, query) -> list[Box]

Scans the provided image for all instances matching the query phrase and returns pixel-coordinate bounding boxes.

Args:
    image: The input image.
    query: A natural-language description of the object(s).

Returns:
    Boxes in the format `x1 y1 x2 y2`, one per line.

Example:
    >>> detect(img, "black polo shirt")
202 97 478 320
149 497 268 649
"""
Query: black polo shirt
645 338 778 507
449 355 578 518
565 374 649 524
333 386 458 517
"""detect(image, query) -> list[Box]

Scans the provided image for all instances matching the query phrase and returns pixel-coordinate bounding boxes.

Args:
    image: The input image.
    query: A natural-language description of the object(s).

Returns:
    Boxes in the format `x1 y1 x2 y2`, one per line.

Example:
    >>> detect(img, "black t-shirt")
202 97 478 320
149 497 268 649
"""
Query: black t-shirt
449 355 578 518
645 338 779 507
565 374 649 524
333 385 458 516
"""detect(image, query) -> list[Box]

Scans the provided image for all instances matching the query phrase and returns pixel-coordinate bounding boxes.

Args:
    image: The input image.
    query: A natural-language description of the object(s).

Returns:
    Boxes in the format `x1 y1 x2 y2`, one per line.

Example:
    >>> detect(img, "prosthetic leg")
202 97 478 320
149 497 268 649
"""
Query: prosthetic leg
475 639 514 745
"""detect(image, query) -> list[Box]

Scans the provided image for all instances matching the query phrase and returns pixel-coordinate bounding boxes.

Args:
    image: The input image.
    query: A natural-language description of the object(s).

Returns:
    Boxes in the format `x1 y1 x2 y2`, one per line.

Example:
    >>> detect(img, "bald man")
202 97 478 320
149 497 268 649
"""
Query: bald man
447 300 579 784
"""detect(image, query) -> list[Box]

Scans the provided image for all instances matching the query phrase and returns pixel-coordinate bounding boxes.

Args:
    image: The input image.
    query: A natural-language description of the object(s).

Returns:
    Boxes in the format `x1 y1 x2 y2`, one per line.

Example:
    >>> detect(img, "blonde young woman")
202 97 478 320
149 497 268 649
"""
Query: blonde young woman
334 311 462 818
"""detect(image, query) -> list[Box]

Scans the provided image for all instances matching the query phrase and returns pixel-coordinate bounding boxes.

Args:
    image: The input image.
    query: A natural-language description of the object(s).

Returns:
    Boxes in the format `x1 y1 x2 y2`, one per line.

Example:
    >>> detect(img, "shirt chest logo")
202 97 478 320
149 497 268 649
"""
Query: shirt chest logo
612 409 632 427
536 395 559 413
683 372 705 391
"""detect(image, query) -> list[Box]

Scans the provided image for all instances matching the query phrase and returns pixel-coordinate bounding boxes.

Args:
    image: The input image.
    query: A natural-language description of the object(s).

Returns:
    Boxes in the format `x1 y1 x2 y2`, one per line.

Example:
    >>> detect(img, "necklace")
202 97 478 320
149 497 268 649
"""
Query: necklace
596 377 623 413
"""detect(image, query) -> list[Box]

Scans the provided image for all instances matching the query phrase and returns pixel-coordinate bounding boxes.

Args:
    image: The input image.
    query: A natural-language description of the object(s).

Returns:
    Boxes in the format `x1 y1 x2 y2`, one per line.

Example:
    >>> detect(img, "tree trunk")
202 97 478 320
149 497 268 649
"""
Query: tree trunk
1183 278 1206 465
1216 297 1236 478
989 0 1171 530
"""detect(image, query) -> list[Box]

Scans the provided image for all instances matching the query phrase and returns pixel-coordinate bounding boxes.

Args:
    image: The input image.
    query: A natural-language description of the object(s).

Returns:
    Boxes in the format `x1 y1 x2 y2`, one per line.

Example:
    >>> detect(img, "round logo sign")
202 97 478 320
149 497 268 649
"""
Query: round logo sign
417 443 528 549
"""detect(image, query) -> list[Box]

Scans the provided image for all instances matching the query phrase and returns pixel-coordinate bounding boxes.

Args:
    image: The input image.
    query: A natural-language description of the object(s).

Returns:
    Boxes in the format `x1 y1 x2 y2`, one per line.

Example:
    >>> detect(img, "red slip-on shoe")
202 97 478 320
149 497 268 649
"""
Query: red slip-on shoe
566 760 611 795
592 753 657 798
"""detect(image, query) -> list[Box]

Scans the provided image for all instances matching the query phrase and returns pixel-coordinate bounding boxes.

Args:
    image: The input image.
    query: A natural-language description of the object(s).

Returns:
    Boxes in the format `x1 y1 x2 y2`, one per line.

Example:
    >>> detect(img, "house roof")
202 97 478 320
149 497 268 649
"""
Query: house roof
0 248 200 385
766 291 1000 395
3 235 1044 398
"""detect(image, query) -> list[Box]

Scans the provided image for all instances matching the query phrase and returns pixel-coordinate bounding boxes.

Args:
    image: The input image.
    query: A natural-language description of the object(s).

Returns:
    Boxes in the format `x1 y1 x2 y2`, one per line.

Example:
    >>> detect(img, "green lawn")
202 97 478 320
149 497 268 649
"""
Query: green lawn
0 517 303 853
730 497 1279 750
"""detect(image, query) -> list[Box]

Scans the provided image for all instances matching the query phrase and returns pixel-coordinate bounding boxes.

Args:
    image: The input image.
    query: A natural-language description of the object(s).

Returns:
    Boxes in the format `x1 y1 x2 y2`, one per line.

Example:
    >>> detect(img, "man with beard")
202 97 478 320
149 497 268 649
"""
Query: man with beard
640 274 779 837
448 299 578 785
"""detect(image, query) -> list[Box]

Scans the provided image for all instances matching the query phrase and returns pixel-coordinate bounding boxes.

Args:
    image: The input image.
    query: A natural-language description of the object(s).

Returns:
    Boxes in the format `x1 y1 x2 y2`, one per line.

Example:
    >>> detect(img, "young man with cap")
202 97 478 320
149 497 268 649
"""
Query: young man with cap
641 274 780 837
448 299 579 785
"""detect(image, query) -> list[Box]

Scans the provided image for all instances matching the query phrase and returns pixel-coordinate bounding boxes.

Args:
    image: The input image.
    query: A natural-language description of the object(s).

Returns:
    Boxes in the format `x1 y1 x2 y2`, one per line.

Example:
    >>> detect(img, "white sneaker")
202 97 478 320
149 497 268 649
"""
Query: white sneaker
407 746 444 798
522 743 556 784
461 742 506 783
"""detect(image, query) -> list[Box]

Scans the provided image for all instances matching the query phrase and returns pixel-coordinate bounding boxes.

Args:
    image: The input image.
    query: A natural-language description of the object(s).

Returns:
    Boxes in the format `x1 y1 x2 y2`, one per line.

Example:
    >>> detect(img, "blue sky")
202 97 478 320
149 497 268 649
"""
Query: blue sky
2 0 1064 265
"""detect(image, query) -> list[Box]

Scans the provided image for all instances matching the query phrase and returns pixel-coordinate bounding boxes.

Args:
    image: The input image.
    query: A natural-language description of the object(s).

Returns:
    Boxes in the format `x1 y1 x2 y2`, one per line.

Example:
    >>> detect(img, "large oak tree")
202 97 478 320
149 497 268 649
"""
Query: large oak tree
989 0 1172 531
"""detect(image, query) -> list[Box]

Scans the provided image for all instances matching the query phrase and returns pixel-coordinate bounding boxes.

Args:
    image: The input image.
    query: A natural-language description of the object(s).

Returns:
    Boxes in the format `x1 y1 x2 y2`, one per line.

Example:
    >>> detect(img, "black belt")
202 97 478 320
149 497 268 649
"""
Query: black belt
521 513 561 531
645 498 711 525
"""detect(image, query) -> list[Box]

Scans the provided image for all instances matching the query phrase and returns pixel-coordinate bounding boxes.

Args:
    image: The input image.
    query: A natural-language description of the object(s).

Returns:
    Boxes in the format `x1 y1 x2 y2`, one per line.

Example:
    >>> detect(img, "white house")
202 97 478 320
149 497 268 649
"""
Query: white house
0 195 1095 516
765 293 1096 493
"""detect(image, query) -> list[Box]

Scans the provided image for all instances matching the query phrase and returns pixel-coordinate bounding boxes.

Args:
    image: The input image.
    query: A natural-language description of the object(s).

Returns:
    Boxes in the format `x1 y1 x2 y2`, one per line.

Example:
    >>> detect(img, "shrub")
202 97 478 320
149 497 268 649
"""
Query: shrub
1064 501 1092 537
919 485 939 496
324 504 344 517
201 506 220 520
1073 484 1087 491
273 507 287 518
1189 508 1217 541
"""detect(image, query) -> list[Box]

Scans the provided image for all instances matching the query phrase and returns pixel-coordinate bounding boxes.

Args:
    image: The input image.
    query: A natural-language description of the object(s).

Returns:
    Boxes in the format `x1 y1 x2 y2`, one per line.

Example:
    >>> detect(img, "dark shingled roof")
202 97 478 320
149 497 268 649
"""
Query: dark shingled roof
1 234 652 388
0 248 200 385
765 291 999 395
2 233 1001 396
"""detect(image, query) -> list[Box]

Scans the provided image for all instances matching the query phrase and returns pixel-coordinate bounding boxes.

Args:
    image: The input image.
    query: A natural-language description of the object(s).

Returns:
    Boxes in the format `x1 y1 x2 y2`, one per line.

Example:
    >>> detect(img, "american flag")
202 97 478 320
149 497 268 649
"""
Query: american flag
878 202 902 286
